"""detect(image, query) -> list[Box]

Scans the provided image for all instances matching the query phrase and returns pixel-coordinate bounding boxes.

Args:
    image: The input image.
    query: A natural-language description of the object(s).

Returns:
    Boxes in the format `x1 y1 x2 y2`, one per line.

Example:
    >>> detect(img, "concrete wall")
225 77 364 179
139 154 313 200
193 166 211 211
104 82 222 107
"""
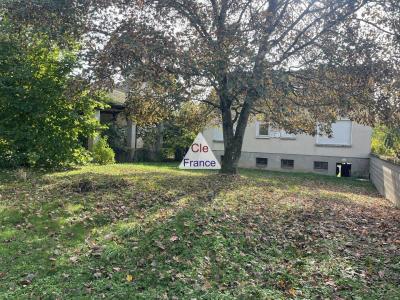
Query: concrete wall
88 110 101 151
370 155 400 206
213 150 370 177
203 121 372 159
203 121 372 177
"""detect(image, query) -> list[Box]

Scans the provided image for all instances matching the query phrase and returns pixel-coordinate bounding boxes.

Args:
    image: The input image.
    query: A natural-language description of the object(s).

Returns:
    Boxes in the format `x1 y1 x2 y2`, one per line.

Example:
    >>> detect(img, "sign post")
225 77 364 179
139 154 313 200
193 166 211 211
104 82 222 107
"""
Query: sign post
179 133 221 170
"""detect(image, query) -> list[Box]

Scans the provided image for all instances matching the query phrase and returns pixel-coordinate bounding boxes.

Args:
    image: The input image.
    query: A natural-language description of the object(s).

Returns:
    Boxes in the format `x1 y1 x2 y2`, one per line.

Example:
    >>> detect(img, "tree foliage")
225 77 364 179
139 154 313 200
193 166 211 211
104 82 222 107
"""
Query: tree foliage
124 76 189 127
3 1 400 173
0 20 104 168
78 0 399 173
140 102 213 161
372 125 400 160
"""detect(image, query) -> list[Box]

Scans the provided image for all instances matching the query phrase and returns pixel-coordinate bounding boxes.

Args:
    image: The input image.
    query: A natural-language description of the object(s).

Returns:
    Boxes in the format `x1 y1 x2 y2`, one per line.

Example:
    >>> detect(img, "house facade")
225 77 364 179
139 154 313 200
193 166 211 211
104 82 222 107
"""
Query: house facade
88 90 144 162
203 120 372 177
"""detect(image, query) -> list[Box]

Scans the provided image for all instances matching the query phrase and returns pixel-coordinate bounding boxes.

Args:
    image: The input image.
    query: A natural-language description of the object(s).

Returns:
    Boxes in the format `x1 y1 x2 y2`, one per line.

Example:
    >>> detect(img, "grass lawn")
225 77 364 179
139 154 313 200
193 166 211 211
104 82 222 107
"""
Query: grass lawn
0 163 399 299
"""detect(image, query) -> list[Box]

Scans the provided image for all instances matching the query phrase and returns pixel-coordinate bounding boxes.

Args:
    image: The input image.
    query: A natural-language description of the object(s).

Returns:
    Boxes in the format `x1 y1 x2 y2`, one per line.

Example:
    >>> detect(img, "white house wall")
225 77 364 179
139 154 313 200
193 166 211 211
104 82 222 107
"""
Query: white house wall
203 121 372 177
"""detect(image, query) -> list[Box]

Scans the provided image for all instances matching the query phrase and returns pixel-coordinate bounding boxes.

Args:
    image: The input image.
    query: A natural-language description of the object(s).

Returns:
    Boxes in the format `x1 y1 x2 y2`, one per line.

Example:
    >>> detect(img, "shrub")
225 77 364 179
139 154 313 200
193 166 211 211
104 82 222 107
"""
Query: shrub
0 20 105 168
0 139 17 168
372 126 400 159
92 137 115 165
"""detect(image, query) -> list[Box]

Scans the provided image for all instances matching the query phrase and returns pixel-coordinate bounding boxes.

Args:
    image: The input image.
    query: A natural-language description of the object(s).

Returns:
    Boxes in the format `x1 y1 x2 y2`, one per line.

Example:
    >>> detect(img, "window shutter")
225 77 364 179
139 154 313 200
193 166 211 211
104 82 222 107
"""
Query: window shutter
316 120 352 146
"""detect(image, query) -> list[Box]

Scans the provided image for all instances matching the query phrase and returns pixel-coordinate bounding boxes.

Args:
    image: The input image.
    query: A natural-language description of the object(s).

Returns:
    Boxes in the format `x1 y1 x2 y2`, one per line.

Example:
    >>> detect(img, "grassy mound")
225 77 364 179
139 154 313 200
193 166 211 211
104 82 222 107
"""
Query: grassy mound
0 164 399 298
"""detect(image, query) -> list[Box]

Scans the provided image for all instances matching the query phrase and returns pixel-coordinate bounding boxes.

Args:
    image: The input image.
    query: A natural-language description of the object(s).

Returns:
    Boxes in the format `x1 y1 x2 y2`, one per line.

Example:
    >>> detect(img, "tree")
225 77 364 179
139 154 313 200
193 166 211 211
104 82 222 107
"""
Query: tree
4 1 399 173
0 20 105 168
137 102 213 161
1 0 93 48
88 0 399 174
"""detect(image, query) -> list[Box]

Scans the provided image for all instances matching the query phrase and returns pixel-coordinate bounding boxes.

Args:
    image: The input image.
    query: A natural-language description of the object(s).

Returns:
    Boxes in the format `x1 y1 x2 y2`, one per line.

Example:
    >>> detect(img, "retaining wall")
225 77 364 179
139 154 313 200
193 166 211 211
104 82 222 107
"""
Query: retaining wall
370 155 400 206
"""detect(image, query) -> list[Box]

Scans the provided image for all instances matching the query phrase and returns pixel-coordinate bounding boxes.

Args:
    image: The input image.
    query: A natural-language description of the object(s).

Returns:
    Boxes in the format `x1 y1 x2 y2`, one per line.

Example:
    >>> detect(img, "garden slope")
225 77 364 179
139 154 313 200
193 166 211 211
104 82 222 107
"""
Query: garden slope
0 164 399 299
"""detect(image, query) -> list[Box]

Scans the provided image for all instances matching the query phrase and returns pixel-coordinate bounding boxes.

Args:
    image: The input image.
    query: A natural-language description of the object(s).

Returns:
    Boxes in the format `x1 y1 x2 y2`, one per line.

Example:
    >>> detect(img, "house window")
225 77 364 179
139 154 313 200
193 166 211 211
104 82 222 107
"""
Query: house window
314 161 328 170
281 159 294 169
213 127 224 142
316 120 352 146
256 122 296 139
256 157 268 167
256 122 269 138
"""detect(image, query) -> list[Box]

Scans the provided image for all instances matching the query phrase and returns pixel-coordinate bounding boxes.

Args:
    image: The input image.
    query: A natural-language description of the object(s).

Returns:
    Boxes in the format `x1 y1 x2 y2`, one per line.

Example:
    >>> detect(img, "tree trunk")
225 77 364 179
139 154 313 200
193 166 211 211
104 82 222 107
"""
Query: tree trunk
154 122 164 161
220 111 250 174
217 52 262 174
219 86 259 174
219 96 248 175
220 136 242 174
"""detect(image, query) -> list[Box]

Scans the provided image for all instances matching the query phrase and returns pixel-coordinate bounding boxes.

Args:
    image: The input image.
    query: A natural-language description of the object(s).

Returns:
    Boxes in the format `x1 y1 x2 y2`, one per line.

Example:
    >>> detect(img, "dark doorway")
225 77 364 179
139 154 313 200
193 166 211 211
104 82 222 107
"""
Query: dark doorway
336 162 352 177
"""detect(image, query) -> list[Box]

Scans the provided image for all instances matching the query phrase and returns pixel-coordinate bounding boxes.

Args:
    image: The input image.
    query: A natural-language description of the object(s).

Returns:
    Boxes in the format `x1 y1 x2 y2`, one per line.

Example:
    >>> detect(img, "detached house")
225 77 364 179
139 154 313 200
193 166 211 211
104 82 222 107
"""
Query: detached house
91 89 372 178
89 90 143 162
203 120 372 177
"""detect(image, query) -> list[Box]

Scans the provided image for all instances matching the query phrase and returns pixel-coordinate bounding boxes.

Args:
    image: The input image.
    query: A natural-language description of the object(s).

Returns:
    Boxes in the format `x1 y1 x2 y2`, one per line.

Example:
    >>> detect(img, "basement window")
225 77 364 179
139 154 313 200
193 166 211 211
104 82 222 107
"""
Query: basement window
314 161 328 170
281 159 294 169
256 157 268 167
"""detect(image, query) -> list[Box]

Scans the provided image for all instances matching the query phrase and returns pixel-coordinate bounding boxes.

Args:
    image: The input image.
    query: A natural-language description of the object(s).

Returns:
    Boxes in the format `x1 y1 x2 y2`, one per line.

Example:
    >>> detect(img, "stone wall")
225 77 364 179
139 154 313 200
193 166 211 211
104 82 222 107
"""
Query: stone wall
370 155 400 206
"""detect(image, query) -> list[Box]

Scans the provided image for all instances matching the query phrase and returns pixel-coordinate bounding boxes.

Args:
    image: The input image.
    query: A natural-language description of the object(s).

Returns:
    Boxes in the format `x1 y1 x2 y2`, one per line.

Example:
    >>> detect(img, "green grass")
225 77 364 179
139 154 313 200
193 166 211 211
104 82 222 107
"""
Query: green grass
0 163 399 299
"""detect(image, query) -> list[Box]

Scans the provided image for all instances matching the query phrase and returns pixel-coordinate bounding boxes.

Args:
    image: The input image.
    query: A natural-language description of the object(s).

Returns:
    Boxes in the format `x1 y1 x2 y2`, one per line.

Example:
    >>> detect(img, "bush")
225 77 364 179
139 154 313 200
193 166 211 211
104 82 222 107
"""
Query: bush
92 137 115 165
0 139 17 168
372 126 400 159
0 21 105 168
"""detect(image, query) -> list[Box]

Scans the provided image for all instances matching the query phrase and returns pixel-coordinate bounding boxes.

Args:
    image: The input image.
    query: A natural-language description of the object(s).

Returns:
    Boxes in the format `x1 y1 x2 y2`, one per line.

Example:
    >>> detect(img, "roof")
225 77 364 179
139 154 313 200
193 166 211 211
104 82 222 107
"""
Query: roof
107 89 126 107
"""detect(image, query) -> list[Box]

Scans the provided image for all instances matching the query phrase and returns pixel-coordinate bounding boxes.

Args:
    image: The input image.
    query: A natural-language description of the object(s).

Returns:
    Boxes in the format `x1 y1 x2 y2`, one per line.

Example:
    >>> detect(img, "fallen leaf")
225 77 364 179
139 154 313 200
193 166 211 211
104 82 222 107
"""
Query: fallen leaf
19 273 35 286
202 281 212 290
155 241 165 250
126 274 134 282
288 288 297 297
104 233 114 240
169 235 179 242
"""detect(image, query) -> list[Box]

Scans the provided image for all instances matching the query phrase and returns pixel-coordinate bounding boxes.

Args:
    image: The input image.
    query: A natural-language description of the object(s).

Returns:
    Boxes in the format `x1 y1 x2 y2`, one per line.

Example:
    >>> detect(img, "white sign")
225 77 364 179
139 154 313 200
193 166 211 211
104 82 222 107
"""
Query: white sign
179 133 221 169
